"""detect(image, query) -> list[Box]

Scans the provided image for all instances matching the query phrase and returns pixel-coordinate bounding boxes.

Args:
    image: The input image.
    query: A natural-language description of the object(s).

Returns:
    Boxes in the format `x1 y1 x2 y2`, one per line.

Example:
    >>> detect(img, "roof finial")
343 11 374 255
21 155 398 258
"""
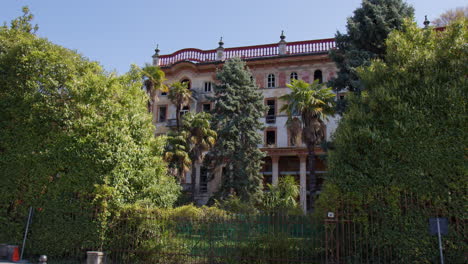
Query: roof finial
280 30 285 40
423 15 430 28
218 37 224 48
154 44 160 55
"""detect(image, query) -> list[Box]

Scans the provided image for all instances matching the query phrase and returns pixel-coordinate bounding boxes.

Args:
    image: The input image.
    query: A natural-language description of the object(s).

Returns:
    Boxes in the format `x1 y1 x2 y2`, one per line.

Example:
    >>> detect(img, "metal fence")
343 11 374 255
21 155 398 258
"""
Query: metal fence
5 195 466 263
106 214 325 264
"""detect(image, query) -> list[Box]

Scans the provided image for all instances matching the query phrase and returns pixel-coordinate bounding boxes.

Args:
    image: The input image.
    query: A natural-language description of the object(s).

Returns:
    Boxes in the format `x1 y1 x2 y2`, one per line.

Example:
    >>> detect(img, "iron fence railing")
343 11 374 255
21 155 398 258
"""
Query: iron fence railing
3 192 466 263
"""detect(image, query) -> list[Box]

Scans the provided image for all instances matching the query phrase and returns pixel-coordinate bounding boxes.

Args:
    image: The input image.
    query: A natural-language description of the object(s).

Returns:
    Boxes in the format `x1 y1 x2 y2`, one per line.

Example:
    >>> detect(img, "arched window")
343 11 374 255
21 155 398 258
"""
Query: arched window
314 70 323 84
181 78 191 89
267 74 276 88
290 72 298 82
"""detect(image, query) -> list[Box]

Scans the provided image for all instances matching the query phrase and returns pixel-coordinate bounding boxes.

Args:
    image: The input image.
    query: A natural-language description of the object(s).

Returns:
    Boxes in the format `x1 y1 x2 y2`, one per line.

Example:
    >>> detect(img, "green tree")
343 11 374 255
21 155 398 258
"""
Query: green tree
280 80 335 212
209 58 267 203
140 64 167 112
168 81 192 130
319 19 467 261
164 131 192 181
329 0 414 95
0 9 180 254
182 112 217 200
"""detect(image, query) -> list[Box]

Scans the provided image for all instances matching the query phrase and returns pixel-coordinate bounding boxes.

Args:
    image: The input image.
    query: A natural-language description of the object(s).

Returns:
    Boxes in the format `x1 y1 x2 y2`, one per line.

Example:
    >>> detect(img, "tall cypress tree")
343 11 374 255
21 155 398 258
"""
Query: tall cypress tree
208 58 267 203
329 0 414 94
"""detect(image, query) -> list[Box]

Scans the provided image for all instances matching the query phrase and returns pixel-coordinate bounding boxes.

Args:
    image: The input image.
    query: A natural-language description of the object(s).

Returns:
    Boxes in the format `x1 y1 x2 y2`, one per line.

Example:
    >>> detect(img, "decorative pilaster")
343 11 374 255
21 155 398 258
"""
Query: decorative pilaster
278 31 287 55
298 154 307 213
152 44 160 66
216 37 225 61
271 155 280 185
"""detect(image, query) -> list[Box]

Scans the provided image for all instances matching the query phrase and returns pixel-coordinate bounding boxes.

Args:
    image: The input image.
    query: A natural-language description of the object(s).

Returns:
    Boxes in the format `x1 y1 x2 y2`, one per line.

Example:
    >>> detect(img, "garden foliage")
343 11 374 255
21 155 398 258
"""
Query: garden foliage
0 8 179 255
319 19 467 262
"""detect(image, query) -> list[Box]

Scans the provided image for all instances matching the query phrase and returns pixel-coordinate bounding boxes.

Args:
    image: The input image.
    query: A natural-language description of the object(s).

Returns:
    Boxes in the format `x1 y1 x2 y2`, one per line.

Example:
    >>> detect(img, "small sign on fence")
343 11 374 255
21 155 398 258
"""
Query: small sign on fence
429 218 448 235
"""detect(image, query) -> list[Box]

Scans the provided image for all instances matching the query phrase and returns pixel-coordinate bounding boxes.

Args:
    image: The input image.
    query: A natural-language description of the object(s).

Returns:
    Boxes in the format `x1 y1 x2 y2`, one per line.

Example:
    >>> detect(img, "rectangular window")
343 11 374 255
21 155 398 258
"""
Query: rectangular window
204 82 212 92
200 166 208 193
266 130 276 146
180 105 190 116
203 103 211 112
266 100 275 116
158 106 167 122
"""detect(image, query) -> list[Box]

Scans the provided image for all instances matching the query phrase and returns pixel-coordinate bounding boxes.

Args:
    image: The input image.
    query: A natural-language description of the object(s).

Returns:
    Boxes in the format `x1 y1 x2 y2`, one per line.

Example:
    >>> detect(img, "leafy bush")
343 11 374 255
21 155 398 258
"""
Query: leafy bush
214 195 259 215
261 176 302 215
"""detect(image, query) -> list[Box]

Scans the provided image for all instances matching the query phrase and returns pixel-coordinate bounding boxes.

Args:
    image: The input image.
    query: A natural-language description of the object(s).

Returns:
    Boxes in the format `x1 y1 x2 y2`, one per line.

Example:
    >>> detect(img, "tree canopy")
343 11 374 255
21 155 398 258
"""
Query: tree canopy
432 6 468 27
319 19 467 261
208 58 267 203
280 80 335 211
329 0 414 94
0 8 180 244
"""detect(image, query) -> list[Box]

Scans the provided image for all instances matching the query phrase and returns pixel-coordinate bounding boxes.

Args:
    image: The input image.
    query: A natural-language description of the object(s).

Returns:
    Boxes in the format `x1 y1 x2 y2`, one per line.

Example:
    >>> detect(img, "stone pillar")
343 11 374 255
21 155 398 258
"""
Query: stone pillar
152 44 160 66
278 30 287 55
271 156 280 185
216 37 225 61
195 162 201 195
298 154 307 213
87 251 104 264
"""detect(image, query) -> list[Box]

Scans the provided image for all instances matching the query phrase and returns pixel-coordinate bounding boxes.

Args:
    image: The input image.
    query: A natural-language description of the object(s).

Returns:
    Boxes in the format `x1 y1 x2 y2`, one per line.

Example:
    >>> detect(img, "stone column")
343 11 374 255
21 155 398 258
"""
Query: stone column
298 154 307 213
195 162 201 195
87 251 104 264
271 155 280 186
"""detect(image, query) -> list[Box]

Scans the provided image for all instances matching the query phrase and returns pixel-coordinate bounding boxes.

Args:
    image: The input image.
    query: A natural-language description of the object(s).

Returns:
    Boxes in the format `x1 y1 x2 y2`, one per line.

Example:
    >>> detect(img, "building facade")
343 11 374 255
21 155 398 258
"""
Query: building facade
151 34 339 211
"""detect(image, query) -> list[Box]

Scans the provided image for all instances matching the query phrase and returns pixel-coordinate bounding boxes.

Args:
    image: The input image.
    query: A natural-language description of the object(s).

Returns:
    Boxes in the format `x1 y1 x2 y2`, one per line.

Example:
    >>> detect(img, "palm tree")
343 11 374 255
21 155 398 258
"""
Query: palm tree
164 130 192 181
168 82 192 131
182 112 217 200
280 79 335 212
140 64 167 112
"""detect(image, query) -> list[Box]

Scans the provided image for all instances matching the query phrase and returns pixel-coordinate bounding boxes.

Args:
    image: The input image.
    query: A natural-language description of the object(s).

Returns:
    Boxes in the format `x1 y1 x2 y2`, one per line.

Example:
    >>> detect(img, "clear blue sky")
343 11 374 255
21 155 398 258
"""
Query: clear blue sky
1 0 466 74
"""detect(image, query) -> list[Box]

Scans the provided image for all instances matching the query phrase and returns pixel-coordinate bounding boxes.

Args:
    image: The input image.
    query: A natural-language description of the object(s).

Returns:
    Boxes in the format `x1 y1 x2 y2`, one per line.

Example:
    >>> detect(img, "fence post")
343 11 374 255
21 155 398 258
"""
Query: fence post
87 251 104 264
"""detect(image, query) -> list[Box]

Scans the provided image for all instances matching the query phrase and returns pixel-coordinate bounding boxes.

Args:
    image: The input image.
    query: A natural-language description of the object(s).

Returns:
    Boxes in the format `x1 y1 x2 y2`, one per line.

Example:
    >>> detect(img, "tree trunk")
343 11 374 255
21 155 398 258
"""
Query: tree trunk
307 143 316 213
191 160 197 202
176 105 181 131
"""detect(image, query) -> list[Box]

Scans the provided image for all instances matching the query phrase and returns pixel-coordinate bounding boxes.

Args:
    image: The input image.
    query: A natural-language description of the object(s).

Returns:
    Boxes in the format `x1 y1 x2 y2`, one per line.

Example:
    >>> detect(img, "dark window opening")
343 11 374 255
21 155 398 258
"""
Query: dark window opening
339 95 345 100
158 106 167 122
204 82 212 92
314 70 323 84
200 167 208 193
290 72 298 82
266 100 275 116
181 79 191 89
266 130 276 146
180 105 190 116
203 103 211 112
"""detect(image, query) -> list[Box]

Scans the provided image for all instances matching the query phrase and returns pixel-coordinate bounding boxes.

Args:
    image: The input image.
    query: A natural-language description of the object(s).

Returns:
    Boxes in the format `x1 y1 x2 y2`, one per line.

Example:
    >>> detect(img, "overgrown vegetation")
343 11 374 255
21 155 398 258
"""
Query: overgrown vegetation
0 7 179 254
319 19 467 262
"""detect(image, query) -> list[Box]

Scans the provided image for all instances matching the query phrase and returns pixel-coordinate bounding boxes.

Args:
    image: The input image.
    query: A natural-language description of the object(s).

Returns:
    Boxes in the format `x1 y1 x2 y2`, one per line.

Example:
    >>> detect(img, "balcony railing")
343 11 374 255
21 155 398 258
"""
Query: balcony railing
159 38 336 67
166 119 177 127
265 115 276 124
